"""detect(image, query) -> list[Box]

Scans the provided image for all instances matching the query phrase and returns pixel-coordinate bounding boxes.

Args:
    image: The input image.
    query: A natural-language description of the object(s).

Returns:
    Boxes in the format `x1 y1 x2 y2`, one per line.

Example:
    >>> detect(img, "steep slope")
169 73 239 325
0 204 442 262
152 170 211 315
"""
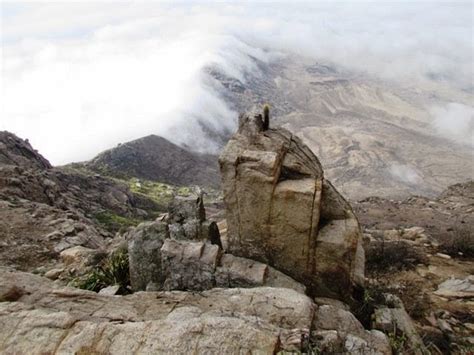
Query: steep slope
0 131 159 271
83 135 220 188
0 131 51 169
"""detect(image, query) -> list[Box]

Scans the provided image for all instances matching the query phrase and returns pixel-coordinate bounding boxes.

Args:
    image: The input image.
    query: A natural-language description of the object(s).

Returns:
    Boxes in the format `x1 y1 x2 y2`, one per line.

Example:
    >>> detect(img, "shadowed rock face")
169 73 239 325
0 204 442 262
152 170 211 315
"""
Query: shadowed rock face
84 134 220 188
219 112 365 301
0 131 51 170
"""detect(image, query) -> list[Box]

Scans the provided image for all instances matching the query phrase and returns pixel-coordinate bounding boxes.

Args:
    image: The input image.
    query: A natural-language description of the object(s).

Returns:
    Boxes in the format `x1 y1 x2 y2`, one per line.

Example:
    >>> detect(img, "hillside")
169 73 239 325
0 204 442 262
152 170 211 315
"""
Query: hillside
208 55 473 199
79 134 220 188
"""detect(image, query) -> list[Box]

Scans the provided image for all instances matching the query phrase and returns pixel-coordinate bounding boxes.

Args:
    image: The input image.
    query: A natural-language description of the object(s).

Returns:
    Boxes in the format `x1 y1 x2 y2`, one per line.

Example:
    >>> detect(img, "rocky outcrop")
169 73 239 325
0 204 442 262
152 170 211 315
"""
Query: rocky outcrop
219 112 365 300
0 268 390 354
0 131 51 169
434 276 474 299
127 193 224 291
160 239 306 293
126 194 306 293
0 268 314 354
0 131 160 271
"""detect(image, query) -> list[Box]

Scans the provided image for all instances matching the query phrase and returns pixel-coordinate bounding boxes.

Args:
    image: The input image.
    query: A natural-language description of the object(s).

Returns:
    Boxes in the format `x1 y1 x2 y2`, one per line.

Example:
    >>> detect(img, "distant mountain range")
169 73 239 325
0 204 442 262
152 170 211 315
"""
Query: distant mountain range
206 55 473 199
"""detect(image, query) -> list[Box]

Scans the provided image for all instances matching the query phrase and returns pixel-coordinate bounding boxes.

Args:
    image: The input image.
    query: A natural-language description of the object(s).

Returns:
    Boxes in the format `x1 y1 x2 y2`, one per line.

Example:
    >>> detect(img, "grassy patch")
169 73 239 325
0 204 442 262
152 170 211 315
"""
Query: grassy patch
128 178 175 206
94 211 141 234
70 249 130 294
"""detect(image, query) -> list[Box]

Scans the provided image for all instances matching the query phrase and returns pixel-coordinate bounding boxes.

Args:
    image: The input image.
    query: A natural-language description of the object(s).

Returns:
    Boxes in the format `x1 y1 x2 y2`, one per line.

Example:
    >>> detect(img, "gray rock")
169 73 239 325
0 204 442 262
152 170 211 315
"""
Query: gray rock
215 253 267 288
373 294 428 354
314 297 350 311
127 220 169 291
168 193 206 224
314 305 391 354
44 268 64 280
98 285 121 295
434 276 474 299
60 246 96 265
160 239 306 293
161 239 220 291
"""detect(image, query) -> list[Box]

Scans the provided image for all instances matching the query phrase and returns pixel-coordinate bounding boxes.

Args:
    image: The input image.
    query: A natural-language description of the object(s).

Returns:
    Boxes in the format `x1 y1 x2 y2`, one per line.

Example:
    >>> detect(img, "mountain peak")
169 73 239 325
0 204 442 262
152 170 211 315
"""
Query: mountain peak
0 131 52 170
86 134 220 188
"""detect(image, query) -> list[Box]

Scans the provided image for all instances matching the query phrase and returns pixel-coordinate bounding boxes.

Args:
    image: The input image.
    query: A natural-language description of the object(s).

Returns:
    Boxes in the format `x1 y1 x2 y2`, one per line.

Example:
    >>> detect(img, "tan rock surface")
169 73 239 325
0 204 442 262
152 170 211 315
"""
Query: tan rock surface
0 268 314 354
219 112 364 301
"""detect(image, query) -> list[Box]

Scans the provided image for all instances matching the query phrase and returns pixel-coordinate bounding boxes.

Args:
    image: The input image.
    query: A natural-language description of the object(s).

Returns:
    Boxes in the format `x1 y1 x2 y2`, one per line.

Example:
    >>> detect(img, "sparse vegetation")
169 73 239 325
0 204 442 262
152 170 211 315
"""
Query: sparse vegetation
354 284 386 328
93 210 141 233
365 239 427 273
387 327 408 354
127 177 198 208
70 249 130 294
438 223 474 258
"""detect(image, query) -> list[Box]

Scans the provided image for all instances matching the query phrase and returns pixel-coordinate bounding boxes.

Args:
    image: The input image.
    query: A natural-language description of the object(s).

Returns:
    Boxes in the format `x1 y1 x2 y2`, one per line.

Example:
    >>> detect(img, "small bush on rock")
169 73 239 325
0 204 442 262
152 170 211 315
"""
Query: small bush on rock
71 249 130 294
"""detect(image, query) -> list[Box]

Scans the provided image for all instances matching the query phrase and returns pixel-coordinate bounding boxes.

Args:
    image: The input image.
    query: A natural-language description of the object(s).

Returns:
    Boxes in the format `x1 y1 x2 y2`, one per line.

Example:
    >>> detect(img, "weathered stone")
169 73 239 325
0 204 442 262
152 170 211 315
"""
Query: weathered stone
314 305 365 335
168 193 206 224
160 239 306 293
98 285 121 295
215 253 267 288
314 305 391 354
161 239 220 291
44 268 64 280
99 285 120 296
60 246 96 265
127 220 169 291
0 268 314 354
434 276 474 299
373 294 427 354
219 111 364 300
314 297 350 311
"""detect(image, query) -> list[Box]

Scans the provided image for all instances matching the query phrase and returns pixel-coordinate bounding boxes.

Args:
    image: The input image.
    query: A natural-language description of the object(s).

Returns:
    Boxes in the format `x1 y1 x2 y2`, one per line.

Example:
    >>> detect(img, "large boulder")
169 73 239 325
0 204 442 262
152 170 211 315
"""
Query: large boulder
219 112 365 301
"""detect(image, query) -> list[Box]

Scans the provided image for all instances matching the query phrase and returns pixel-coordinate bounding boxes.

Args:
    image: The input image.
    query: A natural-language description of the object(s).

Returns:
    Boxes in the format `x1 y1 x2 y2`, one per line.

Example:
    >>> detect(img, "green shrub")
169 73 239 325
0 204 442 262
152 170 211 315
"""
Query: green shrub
388 329 407 354
71 249 130 294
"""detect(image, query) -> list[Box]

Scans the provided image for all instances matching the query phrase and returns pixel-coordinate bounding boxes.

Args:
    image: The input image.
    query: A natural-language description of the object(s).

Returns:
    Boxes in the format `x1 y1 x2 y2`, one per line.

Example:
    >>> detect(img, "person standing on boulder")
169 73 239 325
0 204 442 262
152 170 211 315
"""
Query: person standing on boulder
263 104 270 130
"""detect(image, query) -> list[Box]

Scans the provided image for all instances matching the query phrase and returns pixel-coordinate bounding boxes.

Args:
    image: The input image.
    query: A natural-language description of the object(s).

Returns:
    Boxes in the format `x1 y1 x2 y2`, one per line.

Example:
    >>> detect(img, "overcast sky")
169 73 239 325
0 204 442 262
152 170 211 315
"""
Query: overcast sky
1 1 472 164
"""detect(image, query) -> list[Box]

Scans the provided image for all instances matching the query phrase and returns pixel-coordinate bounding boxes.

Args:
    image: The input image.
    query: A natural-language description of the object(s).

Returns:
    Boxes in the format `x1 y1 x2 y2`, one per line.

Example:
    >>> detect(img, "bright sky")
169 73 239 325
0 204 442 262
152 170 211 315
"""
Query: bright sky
1 2 472 164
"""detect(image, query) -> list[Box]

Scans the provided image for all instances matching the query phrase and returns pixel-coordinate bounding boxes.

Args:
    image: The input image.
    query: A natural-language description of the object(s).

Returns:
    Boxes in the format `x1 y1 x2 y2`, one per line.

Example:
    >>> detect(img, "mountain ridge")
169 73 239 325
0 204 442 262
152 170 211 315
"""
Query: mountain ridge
78 134 220 188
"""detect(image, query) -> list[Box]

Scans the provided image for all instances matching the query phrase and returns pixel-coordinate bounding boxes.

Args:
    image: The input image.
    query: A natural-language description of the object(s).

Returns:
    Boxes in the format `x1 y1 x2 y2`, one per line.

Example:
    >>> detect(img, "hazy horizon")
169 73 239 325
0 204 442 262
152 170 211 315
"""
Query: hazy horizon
1 1 473 165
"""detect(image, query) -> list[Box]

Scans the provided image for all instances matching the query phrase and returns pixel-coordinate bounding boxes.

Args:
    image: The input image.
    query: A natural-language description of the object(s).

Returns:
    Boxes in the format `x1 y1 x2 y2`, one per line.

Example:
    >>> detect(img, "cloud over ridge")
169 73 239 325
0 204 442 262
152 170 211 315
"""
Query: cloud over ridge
1 2 472 164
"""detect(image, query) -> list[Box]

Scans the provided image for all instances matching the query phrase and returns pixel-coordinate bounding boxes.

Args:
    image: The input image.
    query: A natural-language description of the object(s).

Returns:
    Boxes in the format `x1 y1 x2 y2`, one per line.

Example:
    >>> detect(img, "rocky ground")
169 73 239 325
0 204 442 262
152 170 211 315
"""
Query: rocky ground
0 124 472 354
353 181 474 354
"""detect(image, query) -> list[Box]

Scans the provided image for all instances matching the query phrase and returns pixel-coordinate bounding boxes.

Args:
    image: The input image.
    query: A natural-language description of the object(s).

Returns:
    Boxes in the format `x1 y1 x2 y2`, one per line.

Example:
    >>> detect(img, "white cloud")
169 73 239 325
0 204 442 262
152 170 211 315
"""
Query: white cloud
1 2 473 164
430 103 474 146
389 164 422 185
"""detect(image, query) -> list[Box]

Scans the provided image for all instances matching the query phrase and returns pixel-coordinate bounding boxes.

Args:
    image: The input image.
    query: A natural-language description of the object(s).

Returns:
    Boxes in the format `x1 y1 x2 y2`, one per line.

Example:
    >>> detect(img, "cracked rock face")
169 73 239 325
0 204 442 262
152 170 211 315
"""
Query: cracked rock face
0 268 314 354
219 112 365 301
